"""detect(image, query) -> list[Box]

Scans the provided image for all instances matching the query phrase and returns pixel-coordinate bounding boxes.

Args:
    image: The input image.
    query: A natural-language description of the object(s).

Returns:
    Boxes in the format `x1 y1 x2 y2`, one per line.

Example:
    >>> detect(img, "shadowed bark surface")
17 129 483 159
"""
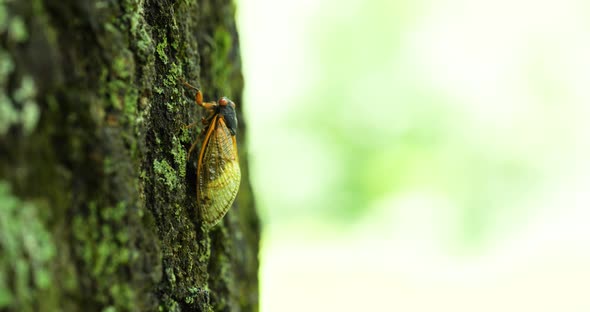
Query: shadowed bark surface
0 1 259 311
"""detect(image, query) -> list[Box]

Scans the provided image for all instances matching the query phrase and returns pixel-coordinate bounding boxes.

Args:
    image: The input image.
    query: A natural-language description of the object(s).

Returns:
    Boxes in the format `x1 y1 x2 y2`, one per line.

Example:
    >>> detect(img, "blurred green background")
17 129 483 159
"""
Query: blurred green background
237 0 590 310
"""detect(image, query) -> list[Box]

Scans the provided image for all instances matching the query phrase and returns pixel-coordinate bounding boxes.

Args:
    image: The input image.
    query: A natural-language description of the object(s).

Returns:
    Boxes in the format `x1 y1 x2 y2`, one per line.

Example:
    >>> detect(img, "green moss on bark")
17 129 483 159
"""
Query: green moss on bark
0 0 258 311
0 181 57 312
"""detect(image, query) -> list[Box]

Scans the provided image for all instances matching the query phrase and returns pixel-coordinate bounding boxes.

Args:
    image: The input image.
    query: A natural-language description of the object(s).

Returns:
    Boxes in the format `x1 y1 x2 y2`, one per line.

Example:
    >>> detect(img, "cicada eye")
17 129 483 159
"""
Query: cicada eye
218 97 228 106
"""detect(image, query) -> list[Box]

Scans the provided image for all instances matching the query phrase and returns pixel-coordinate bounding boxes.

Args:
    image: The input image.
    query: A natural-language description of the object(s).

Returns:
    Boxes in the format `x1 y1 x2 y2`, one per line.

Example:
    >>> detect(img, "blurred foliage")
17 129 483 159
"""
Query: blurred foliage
240 0 590 244
240 0 590 311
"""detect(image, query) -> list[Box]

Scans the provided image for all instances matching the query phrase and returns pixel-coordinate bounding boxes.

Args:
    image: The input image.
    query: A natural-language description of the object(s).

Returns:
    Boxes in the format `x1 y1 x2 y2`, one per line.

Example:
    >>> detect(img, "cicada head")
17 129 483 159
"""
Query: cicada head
217 97 238 136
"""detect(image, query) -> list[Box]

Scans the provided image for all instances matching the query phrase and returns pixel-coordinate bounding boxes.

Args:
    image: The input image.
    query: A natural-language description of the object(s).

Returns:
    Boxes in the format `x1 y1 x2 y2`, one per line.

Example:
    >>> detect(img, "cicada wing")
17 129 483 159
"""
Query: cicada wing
197 116 241 228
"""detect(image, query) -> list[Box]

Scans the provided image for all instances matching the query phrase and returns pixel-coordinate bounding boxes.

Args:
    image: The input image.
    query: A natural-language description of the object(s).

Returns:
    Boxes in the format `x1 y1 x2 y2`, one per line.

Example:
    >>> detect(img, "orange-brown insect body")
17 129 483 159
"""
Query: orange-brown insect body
185 83 241 229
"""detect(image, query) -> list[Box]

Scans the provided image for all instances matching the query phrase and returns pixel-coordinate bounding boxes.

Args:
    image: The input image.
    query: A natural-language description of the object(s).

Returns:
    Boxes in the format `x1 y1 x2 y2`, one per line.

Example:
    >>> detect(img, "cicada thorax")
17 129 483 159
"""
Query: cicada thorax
194 95 241 229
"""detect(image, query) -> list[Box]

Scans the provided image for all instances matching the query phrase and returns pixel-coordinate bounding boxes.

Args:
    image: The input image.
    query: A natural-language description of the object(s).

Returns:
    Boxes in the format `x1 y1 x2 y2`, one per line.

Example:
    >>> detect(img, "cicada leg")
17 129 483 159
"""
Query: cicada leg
180 78 219 161
184 121 198 130
180 79 217 111
187 112 217 160
187 138 199 160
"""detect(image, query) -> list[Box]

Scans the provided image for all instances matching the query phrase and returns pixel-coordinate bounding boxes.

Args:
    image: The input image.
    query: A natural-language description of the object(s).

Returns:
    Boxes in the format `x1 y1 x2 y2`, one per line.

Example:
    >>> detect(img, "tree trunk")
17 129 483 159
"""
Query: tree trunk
0 1 259 311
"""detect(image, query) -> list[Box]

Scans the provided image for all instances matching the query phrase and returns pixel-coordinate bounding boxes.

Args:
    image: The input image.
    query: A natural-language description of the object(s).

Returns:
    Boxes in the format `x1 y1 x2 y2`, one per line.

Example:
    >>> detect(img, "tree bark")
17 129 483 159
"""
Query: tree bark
0 1 259 311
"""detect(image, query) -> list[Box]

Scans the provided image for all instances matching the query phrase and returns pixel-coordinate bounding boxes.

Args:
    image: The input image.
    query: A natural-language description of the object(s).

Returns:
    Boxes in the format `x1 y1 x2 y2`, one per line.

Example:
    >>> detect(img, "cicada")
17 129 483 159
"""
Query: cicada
184 82 241 229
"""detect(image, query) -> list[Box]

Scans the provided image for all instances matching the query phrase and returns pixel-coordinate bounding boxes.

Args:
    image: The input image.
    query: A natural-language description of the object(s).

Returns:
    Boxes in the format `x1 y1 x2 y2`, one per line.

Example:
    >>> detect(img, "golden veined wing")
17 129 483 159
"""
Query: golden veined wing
197 115 241 228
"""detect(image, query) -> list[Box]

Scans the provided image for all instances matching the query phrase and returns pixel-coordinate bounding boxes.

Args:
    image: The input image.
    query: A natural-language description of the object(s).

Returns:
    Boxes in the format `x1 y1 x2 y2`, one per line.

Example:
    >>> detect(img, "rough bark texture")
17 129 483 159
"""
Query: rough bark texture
0 0 259 311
